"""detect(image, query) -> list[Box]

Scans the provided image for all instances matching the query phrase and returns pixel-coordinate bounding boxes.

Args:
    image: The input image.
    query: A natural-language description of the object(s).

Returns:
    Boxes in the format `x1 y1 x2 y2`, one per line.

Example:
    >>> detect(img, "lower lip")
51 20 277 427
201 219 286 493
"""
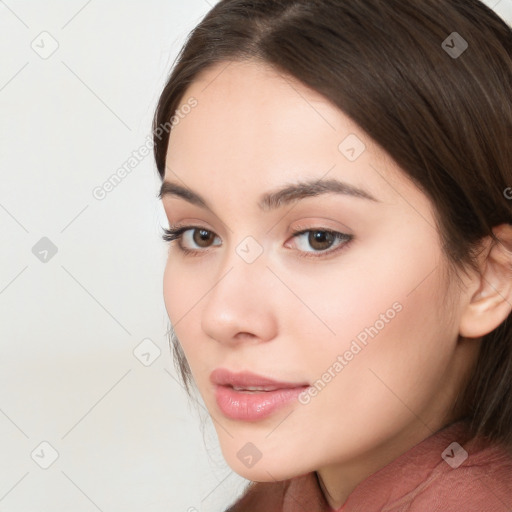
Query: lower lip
214 385 308 421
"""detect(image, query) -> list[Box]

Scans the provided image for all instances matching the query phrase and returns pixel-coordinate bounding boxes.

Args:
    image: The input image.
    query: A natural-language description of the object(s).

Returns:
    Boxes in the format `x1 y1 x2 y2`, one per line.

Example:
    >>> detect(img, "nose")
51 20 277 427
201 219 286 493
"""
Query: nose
200 250 279 346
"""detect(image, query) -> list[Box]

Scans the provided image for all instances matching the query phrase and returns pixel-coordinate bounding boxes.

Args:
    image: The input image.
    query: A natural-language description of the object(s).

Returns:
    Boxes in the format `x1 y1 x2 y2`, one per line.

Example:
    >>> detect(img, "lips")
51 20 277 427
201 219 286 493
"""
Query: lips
211 368 310 421
210 368 307 390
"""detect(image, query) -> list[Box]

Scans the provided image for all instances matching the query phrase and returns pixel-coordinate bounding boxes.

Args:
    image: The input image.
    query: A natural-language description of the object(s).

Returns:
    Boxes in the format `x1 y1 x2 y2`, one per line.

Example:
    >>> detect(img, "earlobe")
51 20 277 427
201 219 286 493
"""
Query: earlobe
459 223 512 339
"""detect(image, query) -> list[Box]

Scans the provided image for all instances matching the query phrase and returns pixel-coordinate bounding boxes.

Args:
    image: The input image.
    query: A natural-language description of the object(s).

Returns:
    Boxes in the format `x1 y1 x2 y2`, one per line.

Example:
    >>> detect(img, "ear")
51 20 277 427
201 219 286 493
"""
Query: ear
459 223 512 338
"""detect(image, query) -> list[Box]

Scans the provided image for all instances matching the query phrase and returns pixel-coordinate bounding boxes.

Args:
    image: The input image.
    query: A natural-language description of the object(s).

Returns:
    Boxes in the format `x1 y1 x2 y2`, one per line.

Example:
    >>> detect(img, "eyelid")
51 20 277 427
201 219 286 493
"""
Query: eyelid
168 220 216 232
289 218 353 235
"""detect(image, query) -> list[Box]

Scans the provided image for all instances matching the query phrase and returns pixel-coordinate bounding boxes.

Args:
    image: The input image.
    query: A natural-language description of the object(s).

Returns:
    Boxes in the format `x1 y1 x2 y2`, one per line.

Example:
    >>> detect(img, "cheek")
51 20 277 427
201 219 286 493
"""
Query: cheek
162 259 196 359
304 222 444 345
293 228 451 407
162 256 199 322
162 257 210 376
162 258 179 319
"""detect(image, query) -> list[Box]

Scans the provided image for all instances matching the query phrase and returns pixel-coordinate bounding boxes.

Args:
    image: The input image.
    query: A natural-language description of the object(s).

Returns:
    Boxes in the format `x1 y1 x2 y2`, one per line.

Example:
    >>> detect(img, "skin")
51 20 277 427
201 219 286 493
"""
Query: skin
160 60 511 509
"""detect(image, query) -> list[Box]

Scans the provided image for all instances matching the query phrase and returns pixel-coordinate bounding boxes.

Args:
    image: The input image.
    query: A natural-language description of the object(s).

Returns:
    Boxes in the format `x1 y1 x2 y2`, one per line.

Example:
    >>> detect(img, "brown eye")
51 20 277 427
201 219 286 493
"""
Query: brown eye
308 230 336 251
192 229 217 248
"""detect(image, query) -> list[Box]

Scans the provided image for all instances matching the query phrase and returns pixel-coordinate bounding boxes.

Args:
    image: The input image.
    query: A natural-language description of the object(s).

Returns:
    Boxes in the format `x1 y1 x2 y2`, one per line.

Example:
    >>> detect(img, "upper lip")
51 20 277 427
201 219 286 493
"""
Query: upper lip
210 368 308 390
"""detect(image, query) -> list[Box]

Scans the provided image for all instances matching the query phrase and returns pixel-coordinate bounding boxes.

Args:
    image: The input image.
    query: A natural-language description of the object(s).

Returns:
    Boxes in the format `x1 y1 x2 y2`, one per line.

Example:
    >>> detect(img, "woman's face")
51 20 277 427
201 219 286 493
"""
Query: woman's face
161 60 475 489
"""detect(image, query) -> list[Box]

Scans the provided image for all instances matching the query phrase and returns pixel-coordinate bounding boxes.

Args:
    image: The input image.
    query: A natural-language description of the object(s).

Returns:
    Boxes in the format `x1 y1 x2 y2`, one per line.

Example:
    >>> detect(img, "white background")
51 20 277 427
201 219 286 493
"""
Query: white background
1 1 511 511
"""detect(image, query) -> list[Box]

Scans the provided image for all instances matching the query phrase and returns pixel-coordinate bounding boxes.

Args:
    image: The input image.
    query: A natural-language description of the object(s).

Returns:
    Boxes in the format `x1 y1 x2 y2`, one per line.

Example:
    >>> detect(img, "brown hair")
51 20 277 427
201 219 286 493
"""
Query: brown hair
153 0 512 447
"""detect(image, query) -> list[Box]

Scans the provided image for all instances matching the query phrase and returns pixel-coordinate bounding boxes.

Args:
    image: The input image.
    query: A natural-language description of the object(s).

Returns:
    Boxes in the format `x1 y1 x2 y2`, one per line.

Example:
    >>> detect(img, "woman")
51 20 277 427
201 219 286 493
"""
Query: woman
153 0 512 510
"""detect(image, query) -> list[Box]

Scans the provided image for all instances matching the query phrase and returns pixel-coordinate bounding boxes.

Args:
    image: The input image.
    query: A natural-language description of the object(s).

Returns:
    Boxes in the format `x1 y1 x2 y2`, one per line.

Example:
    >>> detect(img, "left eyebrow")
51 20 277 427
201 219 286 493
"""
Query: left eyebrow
159 177 379 212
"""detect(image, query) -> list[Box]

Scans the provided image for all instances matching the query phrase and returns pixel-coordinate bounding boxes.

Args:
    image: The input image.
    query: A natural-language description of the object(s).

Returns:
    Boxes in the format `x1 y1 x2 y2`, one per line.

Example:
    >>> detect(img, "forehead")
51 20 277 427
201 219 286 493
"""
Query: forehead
169 59 361 150
164 60 414 208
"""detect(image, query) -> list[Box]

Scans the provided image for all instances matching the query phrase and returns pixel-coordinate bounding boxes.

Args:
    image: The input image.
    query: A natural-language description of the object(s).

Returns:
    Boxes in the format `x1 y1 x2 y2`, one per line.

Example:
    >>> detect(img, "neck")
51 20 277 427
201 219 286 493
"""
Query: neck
315 418 450 510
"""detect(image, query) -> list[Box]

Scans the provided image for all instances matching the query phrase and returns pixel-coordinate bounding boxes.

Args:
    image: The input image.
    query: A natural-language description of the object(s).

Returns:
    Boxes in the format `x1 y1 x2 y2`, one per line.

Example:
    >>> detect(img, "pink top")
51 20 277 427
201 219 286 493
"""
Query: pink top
226 420 512 512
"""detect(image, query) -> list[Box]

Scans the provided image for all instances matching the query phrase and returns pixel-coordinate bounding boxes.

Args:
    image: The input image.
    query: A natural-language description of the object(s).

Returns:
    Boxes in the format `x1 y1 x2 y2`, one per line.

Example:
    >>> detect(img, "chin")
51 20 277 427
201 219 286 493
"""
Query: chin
228 461 299 482
221 444 308 482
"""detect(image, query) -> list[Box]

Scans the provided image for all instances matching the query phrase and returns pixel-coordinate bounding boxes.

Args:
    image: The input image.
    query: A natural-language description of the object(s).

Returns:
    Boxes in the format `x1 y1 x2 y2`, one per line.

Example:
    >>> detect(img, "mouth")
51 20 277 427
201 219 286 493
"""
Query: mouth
210 368 308 389
229 385 282 392
210 368 310 421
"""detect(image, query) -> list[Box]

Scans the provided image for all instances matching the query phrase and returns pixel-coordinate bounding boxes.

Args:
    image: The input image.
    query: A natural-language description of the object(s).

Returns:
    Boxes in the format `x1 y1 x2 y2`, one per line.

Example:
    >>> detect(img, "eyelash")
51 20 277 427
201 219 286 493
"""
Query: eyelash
161 225 354 260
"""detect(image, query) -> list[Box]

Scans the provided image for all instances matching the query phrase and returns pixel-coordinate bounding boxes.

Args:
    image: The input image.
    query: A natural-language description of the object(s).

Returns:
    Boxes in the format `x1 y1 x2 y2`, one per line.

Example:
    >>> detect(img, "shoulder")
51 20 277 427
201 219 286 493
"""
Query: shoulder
405 437 512 512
